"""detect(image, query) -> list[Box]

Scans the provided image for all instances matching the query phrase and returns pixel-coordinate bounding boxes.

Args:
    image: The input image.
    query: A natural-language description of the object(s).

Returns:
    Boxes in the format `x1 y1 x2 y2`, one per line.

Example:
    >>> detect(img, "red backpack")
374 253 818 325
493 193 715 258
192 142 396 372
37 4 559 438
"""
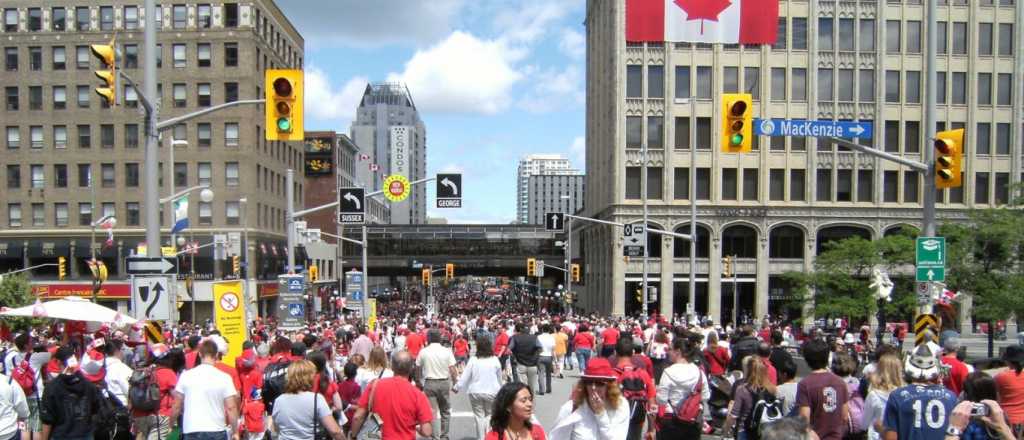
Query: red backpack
671 370 704 424
9 353 36 396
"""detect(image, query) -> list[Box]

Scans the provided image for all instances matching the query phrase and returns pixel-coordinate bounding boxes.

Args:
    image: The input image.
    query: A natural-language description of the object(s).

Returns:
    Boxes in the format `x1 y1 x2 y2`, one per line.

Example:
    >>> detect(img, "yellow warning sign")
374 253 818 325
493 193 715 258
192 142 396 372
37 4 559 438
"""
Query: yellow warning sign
383 174 410 202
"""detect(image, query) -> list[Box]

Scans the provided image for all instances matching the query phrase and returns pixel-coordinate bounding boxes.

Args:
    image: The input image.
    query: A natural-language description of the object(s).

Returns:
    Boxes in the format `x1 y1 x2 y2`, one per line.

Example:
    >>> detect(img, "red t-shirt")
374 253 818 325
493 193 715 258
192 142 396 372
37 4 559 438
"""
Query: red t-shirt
243 399 266 433
338 379 361 424
704 346 731 376
131 366 178 417
997 369 1024 424
572 332 595 350
454 339 469 357
185 351 199 369
216 361 243 394
406 333 425 358
601 327 621 346
941 356 969 396
494 332 510 356
312 375 339 403
484 425 547 440
358 377 433 440
761 358 778 385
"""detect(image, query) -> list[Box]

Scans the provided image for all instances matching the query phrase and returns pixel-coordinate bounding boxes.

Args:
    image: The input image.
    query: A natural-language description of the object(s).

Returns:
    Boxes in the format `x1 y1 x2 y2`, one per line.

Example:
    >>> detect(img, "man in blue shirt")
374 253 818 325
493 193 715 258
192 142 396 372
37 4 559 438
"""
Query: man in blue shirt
882 344 959 440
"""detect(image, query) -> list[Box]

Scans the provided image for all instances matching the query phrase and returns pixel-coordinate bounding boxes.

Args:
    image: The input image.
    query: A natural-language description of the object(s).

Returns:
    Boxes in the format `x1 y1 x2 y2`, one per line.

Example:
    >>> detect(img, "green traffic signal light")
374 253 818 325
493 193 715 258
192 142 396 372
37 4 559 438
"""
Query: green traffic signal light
731 134 743 145
277 117 292 132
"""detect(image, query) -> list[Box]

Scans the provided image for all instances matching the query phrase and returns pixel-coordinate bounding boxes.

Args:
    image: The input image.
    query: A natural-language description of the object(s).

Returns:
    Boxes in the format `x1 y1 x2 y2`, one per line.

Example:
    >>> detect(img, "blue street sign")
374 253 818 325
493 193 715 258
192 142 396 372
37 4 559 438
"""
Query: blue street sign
755 119 873 139
287 277 304 293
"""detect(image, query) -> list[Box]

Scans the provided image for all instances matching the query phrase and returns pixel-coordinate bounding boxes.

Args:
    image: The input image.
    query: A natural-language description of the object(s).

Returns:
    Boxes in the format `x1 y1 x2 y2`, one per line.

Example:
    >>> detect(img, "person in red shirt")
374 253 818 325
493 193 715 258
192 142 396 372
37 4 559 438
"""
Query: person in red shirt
494 325 511 372
703 331 731 377
453 334 470 371
235 343 262 399
242 388 266 440
183 335 201 369
210 335 243 394
406 327 426 359
131 343 179 440
600 324 621 357
940 337 969 396
350 350 433 440
337 362 362 431
572 323 596 371
614 338 656 440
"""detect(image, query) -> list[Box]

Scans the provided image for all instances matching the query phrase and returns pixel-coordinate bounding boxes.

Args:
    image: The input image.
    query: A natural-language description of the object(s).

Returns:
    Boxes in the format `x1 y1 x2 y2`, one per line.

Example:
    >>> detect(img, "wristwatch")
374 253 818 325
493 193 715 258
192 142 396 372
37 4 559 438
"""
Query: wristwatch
946 426 963 437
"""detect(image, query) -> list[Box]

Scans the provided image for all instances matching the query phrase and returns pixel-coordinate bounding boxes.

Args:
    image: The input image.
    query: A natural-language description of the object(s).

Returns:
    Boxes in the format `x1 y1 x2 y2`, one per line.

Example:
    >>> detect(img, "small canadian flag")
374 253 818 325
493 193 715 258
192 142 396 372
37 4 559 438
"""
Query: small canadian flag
627 0 779 45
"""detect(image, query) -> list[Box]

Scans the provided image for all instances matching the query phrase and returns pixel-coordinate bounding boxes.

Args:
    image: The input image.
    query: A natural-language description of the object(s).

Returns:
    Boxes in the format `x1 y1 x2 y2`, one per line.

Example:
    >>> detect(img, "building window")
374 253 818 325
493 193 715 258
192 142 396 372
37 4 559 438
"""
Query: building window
978 23 994 56
6 126 18 149
976 173 990 204
78 164 91 187
998 23 1013 56
28 86 42 110
647 65 664 97
996 123 1010 155
125 163 139 187
173 83 186 107
224 123 239 146
28 47 42 71
647 167 663 199
994 172 1010 205
174 162 187 187
626 65 642 98
4 47 17 71
124 6 138 30
100 203 114 220
52 7 66 31
647 117 663 149
100 124 114 148
8 204 21 227
75 7 90 31
819 18 834 51
198 202 212 225
674 66 690 99
722 168 738 200
224 43 238 67
55 203 68 226
32 204 44 226
76 46 89 69
77 125 91 148
997 73 1012 106
905 121 920 153
860 19 876 51
903 172 919 203
197 43 211 67
126 202 140 225
696 66 712 99
674 168 689 200
54 164 67 187
952 22 967 54
54 126 67 149
224 4 239 27
978 72 992 105
771 68 786 102
674 117 690 150
791 68 807 101
836 169 852 202
30 164 44 188
7 165 20 189
837 69 854 102
198 162 212 186
77 85 89 108
100 6 114 30
29 126 42 149
52 46 66 70
172 5 187 29
723 67 739 93
838 18 854 51
625 167 641 199
768 169 784 201
225 82 238 102
906 20 921 53
886 20 901 53
124 124 139 148
197 4 212 28
773 17 787 50
226 201 240 225
123 44 138 69
173 44 186 68
743 169 758 201
5 87 17 110
816 169 831 202
53 86 67 110
225 162 239 186
173 123 186 142
817 68 833 101
101 163 114 187
197 123 211 147
975 122 991 155
79 203 92 226
197 83 211 107
905 71 920 104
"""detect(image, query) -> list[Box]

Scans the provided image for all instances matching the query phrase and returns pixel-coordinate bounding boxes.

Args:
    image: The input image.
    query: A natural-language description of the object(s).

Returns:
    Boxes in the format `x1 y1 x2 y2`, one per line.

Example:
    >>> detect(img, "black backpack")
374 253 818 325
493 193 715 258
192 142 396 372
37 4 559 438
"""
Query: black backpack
743 388 784 440
261 358 292 411
128 366 161 412
94 387 132 440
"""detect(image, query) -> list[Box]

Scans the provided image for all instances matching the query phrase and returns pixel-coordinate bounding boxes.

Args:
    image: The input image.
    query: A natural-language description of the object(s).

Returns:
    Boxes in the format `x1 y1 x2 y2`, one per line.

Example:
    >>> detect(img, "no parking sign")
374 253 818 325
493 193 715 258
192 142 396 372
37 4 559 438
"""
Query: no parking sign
213 281 247 364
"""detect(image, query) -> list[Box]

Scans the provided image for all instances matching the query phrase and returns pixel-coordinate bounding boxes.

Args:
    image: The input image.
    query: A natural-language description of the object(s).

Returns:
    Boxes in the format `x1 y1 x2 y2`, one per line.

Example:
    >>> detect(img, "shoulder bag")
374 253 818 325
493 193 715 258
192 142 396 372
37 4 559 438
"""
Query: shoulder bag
355 381 384 440
313 392 331 440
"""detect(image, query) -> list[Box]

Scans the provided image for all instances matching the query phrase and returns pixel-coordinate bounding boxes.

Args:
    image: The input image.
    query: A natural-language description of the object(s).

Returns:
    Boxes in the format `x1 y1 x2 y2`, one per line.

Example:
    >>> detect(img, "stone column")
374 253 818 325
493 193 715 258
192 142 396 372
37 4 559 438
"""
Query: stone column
660 236 674 318
709 233 723 324
755 236 770 323
958 293 973 335
802 239 816 333
612 229 626 317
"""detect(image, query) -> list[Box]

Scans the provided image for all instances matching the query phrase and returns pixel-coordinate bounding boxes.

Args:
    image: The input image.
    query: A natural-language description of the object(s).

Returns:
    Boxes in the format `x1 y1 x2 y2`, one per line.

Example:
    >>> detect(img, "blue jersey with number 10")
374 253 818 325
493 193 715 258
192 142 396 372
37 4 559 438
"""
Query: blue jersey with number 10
882 384 958 440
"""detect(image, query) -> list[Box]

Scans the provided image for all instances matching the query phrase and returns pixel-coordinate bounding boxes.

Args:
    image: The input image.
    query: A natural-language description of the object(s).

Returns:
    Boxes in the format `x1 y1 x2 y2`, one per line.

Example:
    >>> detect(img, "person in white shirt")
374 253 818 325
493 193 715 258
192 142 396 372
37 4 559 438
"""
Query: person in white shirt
102 339 132 406
170 339 240 440
549 357 630 440
536 324 556 395
656 337 711 439
417 329 457 440
453 336 504 440
0 366 29 440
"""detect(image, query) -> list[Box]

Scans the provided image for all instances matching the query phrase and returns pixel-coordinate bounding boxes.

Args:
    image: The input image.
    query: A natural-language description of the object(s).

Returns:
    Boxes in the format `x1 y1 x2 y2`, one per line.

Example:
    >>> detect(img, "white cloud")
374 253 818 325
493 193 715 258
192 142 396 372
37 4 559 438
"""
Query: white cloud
275 0 465 48
492 0 577 44
518 65 584 113
438 164 466 174
569 136 586 171
559 28 586 59
387 31 525 115
303 66 368 128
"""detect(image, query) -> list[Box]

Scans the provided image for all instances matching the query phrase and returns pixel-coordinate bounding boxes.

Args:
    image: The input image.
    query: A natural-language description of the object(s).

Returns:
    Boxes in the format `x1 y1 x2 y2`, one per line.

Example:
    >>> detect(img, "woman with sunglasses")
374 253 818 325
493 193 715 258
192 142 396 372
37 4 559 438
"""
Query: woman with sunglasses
549 358 630 440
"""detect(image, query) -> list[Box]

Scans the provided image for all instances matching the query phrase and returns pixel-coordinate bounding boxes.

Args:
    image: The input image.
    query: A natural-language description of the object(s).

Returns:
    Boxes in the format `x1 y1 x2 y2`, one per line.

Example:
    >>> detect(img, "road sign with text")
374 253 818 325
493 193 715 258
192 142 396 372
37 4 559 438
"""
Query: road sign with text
338 187 365 224
623 224 647 257
916 237 946 282
436 174 462 208
755 119 873 139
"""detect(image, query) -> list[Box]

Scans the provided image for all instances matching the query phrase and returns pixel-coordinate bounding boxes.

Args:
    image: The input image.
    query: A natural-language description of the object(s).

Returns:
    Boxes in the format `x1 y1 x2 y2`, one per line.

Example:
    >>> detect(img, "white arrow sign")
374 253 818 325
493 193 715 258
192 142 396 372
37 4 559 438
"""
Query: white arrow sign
549 214 561 229
440 177 459 196
927 269 935 281
127 258 176 274
849 125 866 136
343 192 362 210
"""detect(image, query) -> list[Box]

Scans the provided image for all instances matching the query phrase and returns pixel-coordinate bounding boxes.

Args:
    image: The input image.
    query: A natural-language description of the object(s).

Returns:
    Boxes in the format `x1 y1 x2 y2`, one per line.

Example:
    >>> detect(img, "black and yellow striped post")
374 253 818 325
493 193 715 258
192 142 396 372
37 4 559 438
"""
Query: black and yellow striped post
915 313 938 346
144 320 164 344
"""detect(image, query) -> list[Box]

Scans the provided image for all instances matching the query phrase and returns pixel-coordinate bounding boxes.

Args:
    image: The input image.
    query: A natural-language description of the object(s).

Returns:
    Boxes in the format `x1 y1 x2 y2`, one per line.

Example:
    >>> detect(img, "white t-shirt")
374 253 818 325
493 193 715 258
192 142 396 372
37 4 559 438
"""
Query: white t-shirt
104 357 133 406
537 334 556 357
174 363 238 433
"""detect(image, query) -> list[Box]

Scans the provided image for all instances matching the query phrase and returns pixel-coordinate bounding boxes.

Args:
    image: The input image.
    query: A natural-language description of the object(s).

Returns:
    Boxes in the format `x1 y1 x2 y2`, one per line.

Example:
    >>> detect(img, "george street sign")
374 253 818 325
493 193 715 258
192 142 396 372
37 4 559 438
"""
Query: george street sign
338 187 365 224
754 118 873 139
126 257 178 275
622 224 647 257
436 173 462 208
545 212 565 231
915 237 946 282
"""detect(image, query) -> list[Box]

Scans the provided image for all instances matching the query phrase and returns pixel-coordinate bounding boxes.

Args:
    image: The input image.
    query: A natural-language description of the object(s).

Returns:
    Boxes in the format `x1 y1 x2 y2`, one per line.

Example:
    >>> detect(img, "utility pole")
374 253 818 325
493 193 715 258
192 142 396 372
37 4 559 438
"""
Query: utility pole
641 138 649 319
286 169 295 272
920 0 938 316
143 0 159 257
688 96 697 323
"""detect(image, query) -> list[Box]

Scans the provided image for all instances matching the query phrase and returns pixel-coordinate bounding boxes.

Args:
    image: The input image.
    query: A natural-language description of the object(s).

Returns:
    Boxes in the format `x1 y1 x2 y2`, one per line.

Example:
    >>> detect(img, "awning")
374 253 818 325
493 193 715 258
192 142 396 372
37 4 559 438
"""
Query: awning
73 239 118 258
27 240 70 259
0 240 24 259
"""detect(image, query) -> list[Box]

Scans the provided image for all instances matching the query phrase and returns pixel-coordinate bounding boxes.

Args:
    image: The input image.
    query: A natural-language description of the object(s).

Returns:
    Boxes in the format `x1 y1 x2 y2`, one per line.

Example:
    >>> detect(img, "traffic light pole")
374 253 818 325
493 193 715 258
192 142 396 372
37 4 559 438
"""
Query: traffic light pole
920 0 938 318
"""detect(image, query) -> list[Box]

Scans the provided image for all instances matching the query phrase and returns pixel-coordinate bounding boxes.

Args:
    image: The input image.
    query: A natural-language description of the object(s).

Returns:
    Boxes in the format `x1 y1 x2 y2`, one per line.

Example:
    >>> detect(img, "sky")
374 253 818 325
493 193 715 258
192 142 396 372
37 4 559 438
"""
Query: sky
275 0 587 224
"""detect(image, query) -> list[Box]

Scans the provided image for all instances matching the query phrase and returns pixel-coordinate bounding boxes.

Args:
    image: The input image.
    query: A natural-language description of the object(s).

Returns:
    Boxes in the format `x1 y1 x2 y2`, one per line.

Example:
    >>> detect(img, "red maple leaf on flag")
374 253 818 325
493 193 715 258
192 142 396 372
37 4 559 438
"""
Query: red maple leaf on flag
674 0 733 34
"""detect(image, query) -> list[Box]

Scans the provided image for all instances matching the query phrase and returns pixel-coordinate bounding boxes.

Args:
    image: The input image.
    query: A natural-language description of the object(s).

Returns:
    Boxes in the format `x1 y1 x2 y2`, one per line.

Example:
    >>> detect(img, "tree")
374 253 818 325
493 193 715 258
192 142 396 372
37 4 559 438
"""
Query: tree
783 231 918 325
0 274 38 332
941 208 1024 323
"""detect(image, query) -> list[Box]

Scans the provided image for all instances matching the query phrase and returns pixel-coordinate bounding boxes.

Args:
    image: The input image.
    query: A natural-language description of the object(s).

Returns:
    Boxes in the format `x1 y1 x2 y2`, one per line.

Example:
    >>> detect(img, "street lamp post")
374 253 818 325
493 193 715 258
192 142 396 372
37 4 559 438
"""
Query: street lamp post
240 197 251 320
161 186 213 324
560 194 573 316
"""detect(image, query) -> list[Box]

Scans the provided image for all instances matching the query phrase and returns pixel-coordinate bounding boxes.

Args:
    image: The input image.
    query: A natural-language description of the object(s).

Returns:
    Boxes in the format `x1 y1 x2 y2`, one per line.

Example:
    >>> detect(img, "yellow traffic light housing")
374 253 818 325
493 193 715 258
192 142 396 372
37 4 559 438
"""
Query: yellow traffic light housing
722 255 733 277
571 263 581 282
91 40 117 106
934 128 964 189
445 263 454 280
527 258 537 277
232 256 241 277
58 256 66 281
422 268 431 286
265 69 304 141
308 264 317 282
721 93 753 153
635 288 643 304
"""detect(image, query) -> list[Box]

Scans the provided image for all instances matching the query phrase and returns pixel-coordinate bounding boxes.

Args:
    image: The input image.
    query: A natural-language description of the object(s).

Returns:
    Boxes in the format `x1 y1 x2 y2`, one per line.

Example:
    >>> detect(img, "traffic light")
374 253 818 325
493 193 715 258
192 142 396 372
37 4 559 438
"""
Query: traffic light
91 39 117 106
58 256 66 281
527 258 537 277
232 256 241 277
722 255 733 277
635 288 643 304
265 69 304 141
934 128 964 189
721 93 753 153
571 263 580 282
308 264 317 282
422 268 431 286
445 263 454 280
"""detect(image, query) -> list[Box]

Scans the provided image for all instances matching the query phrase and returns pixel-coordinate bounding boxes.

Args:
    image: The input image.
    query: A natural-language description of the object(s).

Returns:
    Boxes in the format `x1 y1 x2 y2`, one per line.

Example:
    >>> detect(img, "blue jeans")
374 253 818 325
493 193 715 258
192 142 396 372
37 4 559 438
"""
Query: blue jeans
183 431 228 440
576 348 592 371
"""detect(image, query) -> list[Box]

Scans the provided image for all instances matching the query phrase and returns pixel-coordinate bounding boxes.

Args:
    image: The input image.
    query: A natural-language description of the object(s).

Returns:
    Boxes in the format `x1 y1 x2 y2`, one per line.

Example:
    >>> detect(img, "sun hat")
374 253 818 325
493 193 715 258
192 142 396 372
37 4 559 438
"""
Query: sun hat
581 357 618 382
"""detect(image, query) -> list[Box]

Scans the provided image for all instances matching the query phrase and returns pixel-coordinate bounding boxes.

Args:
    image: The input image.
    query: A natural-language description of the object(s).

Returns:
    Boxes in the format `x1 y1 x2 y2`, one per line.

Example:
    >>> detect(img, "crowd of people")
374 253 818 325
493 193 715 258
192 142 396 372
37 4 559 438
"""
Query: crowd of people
0 291 1022 440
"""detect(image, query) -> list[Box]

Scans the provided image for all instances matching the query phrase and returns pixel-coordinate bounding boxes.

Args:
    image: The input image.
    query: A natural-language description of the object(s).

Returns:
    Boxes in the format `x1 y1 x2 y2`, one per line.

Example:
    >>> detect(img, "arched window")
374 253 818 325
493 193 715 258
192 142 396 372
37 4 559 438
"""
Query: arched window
883 224 919 238
769 225 805 259
722 224 758 258
674 224 710 258
816 225 872 254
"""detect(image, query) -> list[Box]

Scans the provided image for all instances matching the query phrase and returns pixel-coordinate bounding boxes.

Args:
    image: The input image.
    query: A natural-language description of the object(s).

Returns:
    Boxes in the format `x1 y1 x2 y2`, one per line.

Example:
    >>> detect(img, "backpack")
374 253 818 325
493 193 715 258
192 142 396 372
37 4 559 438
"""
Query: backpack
670 369 704 424
128 366 162 412
9 352 36 396
846 381 866 434
261 358 292 411
744 388 784 440
94 387 132 440
617 364 650 421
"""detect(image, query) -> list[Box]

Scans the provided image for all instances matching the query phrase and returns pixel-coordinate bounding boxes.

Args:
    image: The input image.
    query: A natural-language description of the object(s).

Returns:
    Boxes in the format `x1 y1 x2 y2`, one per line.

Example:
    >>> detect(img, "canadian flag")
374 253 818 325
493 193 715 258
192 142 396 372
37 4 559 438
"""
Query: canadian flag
627 0 779 45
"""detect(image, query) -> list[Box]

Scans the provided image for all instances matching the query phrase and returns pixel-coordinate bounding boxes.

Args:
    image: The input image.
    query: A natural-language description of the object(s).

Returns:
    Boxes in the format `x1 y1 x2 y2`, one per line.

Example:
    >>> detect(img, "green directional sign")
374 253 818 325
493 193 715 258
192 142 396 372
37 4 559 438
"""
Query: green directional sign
916 237 946 282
